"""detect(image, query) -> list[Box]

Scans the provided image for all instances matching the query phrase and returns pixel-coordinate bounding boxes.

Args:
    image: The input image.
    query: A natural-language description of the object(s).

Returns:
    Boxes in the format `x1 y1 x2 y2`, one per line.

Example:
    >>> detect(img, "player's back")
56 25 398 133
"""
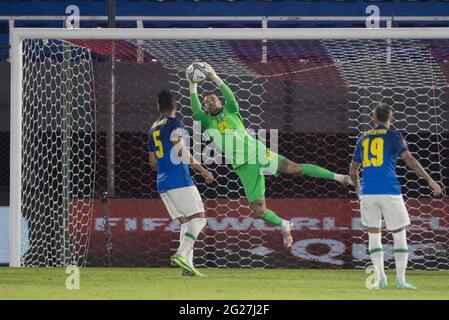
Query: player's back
147 116 194 193
354 125 408 195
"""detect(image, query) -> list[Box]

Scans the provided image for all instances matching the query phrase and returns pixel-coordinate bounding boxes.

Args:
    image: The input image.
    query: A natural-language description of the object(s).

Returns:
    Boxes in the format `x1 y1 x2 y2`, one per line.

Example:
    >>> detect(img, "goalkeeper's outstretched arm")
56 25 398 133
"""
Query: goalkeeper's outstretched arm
187 73 210 124
203 63 239 113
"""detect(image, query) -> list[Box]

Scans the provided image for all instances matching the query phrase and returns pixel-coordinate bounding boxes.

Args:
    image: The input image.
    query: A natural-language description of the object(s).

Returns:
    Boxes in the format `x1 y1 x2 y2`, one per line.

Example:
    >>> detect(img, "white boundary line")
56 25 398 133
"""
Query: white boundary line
10 27 449 40
2 15 449 22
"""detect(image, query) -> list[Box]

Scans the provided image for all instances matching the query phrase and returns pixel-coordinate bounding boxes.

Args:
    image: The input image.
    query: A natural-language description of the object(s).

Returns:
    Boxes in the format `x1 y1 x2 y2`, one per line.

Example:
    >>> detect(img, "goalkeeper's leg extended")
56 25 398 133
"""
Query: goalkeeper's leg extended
236 152 353 248
236 162 294 248
250 197 293 248
278 158 353 186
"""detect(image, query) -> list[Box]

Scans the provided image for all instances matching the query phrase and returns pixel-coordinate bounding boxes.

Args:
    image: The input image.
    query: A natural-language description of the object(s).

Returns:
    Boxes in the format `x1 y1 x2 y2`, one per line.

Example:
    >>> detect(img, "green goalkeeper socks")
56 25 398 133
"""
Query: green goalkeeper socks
261 209 284 226
300 164 335 180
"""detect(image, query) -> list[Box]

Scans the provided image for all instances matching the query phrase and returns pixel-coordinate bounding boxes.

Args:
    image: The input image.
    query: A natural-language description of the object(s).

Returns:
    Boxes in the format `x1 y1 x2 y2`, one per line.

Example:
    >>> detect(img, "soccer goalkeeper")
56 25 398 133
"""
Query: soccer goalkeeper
188 63 353 248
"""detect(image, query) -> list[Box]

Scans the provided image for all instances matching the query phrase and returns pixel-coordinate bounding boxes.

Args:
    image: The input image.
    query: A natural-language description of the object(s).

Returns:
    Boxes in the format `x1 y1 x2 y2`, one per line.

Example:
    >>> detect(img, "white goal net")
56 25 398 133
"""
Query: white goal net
12 29 449 269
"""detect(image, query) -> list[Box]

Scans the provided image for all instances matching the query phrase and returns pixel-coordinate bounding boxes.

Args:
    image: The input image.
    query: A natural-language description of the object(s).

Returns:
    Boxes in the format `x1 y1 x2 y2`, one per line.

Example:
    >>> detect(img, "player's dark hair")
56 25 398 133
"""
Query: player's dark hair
157 90 176 114
374 103 392 123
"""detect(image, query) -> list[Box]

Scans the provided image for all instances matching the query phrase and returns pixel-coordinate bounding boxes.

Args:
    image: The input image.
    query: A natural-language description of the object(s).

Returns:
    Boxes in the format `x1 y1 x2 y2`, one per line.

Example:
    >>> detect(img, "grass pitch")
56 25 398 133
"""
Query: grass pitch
1 268 449 300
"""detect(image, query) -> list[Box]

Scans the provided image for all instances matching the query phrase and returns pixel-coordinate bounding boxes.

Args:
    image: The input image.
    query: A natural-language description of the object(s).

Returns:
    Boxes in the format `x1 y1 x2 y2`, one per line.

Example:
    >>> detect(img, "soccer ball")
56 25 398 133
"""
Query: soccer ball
186 62 207 83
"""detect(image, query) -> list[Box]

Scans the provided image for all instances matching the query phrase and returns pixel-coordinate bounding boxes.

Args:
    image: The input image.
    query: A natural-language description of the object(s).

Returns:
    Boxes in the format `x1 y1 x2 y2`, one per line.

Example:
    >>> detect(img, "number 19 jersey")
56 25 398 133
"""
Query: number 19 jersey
147 116 194 193
352 125 408 195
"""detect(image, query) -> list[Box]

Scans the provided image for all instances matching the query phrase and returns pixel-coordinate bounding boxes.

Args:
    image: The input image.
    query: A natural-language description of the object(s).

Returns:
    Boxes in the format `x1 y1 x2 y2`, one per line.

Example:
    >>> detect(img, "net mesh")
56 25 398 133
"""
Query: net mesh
21 39 96 266
19 37 449 269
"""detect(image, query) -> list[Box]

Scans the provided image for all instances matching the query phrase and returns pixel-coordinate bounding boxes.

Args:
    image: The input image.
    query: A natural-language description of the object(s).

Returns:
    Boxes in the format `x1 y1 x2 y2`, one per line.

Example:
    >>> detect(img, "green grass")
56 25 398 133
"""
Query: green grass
1 268 449 300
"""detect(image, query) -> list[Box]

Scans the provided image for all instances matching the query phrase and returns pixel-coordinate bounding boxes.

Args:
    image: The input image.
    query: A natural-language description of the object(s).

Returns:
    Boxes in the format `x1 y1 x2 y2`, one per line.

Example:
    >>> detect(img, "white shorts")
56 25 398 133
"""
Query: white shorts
160 186 205 220
360 194 410 231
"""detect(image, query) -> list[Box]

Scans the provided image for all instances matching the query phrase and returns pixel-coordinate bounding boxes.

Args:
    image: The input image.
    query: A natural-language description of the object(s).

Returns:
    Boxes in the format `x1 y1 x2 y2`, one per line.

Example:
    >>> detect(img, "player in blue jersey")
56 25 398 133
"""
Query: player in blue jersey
350 103 442 290
148 90 214 277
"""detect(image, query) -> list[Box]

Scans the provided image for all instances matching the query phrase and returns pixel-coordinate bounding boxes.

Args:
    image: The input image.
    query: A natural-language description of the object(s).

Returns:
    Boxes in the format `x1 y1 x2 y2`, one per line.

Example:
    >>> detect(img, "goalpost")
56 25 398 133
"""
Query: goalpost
10 27 449 268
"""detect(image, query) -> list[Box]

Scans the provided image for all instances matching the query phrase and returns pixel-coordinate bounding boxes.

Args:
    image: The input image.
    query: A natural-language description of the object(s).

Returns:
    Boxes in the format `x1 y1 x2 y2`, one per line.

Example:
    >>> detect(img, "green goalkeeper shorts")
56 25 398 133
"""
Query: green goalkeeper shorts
235 149 285 203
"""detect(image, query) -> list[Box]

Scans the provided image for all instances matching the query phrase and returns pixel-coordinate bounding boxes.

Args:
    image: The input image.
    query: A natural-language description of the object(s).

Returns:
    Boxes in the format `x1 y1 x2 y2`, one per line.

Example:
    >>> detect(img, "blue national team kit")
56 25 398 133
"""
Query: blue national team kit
147 116 194 193
353 125 408 195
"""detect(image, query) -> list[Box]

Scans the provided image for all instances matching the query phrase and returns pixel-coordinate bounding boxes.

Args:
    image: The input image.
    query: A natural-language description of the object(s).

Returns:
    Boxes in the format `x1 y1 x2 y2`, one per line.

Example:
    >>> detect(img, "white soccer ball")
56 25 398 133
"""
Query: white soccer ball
186 62 207 83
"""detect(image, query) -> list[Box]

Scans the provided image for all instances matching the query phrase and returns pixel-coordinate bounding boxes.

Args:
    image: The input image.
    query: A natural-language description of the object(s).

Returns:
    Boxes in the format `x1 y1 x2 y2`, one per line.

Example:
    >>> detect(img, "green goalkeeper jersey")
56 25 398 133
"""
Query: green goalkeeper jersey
190 83 266 169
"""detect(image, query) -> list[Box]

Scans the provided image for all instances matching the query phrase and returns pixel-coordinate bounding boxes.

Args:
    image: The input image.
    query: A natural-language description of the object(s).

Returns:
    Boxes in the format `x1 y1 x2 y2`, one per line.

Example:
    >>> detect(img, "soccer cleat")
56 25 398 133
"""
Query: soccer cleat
182 269 196 277
333 174 354 186
395 281 416 290
170 254 197 275
342 175 354 186
181 267 207 278
192 268 208 277
281 221 293 248
372 277 388 289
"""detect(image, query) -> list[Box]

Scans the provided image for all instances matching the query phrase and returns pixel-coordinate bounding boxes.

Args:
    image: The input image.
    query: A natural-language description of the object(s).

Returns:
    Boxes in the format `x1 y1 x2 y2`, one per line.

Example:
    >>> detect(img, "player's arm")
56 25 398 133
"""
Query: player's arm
171 139 214 184
186 71 210 124
148 151 157 171
204 63 239 113
147 132 158 171
349 136 363 198
400 151 442 196
349 160 361 198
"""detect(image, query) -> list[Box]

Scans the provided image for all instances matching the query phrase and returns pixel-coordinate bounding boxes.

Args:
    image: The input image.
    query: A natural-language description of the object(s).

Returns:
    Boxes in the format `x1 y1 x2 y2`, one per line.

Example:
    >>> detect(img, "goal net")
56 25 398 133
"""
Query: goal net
12 29 449 269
